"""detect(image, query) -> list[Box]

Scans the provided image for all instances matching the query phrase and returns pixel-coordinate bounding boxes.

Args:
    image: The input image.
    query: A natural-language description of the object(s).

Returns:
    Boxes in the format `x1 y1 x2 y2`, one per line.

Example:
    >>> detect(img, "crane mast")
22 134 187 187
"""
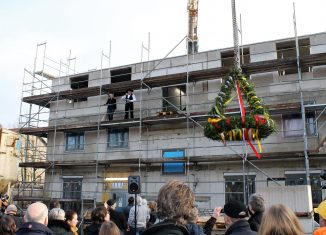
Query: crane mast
187 0 198 54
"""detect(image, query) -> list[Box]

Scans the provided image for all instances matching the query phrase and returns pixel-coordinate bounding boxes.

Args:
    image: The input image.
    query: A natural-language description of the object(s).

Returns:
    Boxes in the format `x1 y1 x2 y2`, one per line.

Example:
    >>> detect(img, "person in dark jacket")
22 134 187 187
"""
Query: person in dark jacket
247 193 265 232
223 200 257 235
16 202 53 235
143 180 212 235
105 92 117 121
47 208 72 235
123 197 134 221
86 206 110 235
121 89 136 119
107 199 128 234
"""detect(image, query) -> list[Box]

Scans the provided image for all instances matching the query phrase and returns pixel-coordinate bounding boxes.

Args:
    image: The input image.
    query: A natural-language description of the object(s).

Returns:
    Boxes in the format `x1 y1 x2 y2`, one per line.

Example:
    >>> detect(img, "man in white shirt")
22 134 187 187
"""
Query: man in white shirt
122 89 136 119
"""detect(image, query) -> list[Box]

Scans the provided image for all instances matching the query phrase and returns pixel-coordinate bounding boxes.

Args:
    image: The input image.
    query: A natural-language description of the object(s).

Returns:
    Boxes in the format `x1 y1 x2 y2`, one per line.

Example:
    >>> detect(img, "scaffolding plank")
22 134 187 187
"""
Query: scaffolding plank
22 53 326 107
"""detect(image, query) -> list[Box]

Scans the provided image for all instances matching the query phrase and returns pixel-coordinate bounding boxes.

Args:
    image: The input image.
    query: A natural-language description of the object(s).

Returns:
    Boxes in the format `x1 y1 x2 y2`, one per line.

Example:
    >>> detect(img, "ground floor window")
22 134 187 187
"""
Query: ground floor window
285 171 322 204
224 174 256 203
63 177 83 199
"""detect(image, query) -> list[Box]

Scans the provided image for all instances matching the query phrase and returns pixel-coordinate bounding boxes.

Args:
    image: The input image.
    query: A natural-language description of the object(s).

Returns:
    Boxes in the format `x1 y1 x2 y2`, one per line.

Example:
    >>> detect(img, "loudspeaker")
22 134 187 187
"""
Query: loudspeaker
128 175 141 194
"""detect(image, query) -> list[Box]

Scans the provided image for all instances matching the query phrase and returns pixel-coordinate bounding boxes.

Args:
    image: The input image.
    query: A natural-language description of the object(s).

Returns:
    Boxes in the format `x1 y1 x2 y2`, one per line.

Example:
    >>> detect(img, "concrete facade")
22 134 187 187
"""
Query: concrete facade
23 33 326 213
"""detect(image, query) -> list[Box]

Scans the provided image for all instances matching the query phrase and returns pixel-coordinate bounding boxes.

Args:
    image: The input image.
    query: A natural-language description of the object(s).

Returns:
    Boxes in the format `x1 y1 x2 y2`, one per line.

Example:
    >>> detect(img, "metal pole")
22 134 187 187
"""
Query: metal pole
134 194 137 235
293 2 310 186
231 0 240 70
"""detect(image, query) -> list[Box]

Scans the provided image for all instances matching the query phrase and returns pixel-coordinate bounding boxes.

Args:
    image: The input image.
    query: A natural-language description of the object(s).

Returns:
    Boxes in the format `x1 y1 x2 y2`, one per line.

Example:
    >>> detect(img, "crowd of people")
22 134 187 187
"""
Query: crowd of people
0 180 326 235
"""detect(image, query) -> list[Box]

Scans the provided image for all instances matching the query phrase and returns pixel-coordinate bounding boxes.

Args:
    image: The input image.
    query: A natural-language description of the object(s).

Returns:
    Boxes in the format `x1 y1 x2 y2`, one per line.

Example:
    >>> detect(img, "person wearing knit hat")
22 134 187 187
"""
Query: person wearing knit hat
5 204 23 230
313 200 326 235
204 200 257 235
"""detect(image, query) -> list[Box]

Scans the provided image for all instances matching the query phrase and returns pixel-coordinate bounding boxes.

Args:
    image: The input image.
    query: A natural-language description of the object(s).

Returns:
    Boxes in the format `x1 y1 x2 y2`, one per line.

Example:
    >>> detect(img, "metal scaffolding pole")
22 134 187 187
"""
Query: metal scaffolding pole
293 3 310 186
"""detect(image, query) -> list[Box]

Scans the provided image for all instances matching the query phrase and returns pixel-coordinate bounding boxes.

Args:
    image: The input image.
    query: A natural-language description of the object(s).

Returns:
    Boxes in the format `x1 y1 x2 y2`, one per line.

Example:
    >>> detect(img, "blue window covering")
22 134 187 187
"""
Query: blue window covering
162 149 185 174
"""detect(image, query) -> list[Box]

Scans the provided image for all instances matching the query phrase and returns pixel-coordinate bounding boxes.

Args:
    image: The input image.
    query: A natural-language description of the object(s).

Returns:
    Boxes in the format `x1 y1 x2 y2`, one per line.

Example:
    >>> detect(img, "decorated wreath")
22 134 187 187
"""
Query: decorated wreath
204 69 276 152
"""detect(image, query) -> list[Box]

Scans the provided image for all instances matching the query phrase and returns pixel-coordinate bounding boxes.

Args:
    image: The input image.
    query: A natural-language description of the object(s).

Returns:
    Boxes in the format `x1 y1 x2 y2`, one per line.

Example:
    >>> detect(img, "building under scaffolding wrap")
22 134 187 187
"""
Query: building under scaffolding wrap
15 33 326 219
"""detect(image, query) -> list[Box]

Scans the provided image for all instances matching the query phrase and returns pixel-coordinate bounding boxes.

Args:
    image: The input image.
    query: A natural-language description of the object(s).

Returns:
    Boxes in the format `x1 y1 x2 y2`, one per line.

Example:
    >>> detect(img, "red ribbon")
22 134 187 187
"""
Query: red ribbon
236 81 246 125
254 115 266 126
236 80 261 159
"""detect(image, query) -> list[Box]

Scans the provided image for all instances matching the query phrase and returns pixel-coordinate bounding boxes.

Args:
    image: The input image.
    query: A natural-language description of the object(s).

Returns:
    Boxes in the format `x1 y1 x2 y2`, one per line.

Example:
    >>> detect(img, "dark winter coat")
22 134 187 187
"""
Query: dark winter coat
85 222 102 235
109 208 128 233
48 220 72 235
123 203 134 221
247 211 263 232
225 220 257 235
16 222 53 235
142 221 190 235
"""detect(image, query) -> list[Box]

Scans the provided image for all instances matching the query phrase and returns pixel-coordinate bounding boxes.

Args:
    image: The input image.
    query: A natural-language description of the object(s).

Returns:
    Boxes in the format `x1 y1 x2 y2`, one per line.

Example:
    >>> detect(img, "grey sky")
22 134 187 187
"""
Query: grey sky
0 0 325 127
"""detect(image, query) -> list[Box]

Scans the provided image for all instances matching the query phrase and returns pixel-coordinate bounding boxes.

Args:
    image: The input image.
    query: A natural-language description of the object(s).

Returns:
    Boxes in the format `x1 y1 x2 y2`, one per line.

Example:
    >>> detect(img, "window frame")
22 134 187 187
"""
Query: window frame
162 149 186 175
282 112 317 138
65 132 85 151
224 173 256 204
107 128 129 149
62 176 83 199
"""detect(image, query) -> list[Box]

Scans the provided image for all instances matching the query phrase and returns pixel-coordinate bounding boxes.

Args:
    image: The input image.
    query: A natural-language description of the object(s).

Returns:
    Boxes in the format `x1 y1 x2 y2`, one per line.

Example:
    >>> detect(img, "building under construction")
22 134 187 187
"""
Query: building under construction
15 31 326 217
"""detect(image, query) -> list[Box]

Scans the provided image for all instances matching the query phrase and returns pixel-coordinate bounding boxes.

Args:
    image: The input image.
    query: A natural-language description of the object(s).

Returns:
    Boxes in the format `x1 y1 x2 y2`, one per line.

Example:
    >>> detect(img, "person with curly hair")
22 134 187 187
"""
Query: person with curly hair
86 206 110 235
259 204 305 235
143 180 207 235
0 215 16 235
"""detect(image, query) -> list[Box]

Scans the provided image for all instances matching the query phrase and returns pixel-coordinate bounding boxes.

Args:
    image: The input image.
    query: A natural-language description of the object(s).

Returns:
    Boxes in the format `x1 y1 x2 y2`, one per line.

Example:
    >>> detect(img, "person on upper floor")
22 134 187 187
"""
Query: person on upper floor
121 89 136 119
105 92 117 121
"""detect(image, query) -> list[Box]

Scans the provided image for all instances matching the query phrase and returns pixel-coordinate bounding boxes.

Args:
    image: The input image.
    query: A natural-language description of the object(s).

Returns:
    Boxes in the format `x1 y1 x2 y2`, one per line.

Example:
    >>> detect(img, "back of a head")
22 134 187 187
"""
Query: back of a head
157 180 197 225
248 193 265 213
259 204 305 235
49 208 65 221
91 206 107 223
0 216 16 235
142 198 147 206
49 199 60 210
25 202 49 225
99 221 120 235
128 196 134 205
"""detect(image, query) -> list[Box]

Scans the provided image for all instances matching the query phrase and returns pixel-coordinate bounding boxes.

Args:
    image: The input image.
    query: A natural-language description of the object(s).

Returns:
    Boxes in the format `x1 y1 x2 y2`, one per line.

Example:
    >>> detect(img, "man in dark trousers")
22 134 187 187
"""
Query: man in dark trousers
121 89 136 119
105 92 117 121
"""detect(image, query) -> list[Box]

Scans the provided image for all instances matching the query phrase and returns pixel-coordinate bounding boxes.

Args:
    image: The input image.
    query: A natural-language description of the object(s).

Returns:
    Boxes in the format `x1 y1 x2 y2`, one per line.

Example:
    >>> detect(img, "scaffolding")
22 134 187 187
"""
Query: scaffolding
15 32 326 216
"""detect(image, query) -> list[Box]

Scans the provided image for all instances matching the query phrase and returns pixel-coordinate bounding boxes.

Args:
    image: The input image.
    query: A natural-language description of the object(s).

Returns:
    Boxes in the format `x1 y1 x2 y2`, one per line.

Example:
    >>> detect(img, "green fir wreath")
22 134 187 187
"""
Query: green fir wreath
204 69 276 143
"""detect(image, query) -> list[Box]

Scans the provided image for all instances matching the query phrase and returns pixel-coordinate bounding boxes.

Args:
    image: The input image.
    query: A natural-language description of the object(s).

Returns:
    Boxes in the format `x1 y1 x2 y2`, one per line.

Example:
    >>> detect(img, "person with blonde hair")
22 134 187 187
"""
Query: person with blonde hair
99 221 121 235
259 204 305 235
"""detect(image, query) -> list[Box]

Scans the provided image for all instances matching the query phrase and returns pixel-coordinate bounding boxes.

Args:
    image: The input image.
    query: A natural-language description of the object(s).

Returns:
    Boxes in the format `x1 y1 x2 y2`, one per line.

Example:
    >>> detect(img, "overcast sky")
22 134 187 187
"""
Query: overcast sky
0 0 325 127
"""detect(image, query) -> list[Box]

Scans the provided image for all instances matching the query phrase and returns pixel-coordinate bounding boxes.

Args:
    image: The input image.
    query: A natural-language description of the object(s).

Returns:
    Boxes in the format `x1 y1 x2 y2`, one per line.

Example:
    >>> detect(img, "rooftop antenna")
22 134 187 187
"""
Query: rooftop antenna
187 0 199 54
